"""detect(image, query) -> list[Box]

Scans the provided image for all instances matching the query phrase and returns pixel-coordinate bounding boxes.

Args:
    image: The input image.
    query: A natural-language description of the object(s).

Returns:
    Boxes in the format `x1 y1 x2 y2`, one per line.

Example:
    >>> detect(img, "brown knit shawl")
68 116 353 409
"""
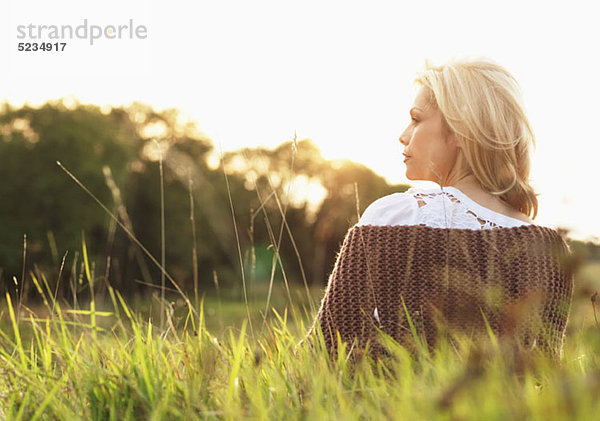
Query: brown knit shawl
307 224 574 360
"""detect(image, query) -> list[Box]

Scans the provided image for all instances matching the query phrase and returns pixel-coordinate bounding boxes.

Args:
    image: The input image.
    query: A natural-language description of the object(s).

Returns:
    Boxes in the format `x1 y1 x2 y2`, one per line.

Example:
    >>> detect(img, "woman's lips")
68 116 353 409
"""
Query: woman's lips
403 153 411 163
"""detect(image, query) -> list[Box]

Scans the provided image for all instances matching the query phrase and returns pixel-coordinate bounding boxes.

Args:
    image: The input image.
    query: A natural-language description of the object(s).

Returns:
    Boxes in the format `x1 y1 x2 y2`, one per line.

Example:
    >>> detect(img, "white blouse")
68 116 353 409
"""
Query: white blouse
358 185 530 230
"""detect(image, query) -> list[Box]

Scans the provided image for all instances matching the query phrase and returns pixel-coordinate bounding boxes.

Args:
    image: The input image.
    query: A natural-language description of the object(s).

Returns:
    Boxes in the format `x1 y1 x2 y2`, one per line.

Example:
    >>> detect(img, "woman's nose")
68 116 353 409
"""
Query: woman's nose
399 127 410 146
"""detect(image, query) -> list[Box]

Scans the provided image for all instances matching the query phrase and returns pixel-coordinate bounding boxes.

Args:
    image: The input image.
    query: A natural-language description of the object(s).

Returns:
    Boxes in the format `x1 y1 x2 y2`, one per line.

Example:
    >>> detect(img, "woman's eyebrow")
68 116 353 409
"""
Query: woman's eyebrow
410 107 423 114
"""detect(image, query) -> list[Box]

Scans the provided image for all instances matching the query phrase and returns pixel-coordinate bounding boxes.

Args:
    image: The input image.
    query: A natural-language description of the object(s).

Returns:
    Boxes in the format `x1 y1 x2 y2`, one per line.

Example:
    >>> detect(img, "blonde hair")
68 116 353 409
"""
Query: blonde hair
415 57 538 219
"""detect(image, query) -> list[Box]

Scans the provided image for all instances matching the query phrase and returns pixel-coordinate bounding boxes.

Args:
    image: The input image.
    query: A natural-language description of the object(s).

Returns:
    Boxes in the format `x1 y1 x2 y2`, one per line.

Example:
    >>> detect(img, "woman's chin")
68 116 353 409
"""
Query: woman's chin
404 170 418 181
405 173 433 183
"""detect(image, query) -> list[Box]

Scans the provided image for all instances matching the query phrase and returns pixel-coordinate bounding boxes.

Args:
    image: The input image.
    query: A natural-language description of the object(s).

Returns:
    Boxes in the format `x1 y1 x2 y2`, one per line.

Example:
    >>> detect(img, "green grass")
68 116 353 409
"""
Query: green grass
1 265 600 420
4 119 598 419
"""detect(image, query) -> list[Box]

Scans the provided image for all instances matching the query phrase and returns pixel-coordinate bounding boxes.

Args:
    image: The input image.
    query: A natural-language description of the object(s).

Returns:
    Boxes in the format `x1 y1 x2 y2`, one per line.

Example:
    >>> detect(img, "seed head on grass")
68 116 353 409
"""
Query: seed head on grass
592 292 599 328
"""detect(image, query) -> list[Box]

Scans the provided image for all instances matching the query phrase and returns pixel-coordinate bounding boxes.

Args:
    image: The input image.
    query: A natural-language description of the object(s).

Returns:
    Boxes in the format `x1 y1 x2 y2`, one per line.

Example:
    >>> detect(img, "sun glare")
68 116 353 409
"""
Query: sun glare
2 0 599 239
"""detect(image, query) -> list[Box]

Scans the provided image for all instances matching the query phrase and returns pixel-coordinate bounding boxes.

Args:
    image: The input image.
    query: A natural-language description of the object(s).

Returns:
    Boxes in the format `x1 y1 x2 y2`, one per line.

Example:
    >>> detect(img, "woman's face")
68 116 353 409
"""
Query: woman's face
399 86 460 183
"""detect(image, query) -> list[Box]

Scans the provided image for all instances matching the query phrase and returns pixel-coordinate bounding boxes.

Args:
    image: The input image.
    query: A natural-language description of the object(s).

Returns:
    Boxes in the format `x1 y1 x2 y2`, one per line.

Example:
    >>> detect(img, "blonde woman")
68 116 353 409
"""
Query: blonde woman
307 58 574 360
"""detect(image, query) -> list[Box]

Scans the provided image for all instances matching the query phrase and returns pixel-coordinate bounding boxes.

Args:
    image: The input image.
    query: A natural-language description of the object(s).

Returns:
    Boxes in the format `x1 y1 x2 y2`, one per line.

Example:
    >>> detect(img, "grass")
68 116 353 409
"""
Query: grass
1 265 600 420
1 152 598 419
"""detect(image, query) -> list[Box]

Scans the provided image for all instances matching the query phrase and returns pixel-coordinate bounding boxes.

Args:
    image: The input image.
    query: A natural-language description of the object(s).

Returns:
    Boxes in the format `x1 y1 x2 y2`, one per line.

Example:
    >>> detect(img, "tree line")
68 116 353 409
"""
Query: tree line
0 100 408 300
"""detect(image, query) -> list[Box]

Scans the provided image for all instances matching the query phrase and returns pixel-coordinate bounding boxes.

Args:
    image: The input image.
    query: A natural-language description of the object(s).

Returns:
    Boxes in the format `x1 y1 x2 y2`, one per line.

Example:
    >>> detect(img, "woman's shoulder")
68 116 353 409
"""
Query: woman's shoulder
357 189 421 226
357 184 534 229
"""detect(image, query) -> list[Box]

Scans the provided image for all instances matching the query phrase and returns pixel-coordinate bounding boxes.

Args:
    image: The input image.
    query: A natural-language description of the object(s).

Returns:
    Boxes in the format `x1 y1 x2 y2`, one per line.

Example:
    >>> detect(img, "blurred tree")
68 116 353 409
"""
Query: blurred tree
311 156 409 285
0 101 408 299
0 101 137 296
221 138 410 286
0 101 231 296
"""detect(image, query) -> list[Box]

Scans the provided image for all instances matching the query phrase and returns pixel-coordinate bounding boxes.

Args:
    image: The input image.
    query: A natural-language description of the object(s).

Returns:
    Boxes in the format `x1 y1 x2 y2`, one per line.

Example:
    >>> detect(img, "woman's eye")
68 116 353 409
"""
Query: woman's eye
411 117 418 123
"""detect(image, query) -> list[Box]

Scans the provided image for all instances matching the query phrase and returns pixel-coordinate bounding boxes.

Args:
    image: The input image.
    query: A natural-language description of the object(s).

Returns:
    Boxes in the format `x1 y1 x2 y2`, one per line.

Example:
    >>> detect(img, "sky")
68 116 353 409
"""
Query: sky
2 0 599 241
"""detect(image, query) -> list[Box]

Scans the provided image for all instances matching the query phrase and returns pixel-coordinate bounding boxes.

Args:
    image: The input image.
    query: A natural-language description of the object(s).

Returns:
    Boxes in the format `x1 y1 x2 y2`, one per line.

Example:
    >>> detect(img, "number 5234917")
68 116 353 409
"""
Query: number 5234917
18 42 67 51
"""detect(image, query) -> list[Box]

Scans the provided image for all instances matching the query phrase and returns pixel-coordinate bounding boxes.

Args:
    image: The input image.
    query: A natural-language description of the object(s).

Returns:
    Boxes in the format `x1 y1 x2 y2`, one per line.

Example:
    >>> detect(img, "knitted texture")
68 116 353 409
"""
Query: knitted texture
307 224 574 360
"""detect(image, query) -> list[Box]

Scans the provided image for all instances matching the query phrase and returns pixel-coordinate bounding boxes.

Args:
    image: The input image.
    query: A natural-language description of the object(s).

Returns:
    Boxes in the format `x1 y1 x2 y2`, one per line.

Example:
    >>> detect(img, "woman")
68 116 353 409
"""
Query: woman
306 58 574 360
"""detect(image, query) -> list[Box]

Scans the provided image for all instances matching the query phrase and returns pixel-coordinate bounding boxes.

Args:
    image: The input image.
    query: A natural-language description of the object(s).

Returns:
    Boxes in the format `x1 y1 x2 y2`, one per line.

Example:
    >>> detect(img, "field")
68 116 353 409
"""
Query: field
1 260 599 420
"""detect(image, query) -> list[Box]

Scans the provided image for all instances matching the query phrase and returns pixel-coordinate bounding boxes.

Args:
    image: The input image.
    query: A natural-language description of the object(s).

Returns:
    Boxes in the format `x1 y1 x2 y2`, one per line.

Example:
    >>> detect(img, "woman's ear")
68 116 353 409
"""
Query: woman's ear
441 117 458 146
452 134 461 148
445 130 459 147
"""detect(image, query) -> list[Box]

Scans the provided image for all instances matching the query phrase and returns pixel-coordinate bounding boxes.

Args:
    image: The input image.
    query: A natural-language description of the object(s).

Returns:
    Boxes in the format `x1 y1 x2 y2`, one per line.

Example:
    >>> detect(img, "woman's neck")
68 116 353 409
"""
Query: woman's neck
445 174 500 206
443 174 533 224
448 174 481 193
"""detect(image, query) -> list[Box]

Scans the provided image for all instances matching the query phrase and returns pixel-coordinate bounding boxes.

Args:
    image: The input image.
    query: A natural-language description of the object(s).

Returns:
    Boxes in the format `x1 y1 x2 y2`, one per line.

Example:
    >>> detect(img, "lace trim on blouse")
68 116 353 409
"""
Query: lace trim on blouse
358 185 530 230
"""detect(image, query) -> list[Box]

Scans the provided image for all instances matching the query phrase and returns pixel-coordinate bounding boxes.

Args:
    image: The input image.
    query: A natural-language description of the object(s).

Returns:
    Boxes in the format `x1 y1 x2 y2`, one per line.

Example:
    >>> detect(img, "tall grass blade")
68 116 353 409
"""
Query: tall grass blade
219 147 255 339
6 292 27 370
56 160 196 317
155 139 167 331
479 307 499 348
